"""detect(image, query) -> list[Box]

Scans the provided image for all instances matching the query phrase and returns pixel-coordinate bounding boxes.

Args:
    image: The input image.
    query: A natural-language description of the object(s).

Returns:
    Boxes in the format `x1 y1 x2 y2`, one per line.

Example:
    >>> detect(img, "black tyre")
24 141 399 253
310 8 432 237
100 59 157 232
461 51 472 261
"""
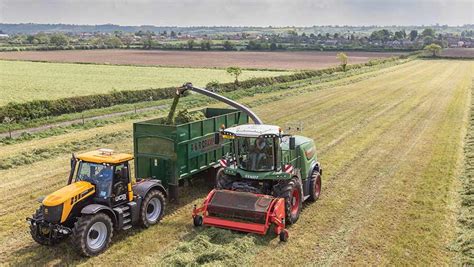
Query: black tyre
193 215 203 227
274 177 302 225
308 171 322 202
29 208 63 246
279 229 289 242
72 213 113 257
215 168 233 190
139 190 166 228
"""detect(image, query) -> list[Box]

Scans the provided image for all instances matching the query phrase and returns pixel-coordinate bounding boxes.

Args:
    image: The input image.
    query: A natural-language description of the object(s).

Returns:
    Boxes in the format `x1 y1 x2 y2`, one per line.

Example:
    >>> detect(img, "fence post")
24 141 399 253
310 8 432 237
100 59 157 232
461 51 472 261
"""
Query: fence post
82 114 85 125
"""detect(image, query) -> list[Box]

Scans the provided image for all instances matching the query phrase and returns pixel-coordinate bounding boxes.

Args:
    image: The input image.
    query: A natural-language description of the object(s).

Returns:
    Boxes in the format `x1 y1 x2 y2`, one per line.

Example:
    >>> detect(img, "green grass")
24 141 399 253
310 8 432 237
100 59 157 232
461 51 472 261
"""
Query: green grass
0 60 290 106
0 60 471 265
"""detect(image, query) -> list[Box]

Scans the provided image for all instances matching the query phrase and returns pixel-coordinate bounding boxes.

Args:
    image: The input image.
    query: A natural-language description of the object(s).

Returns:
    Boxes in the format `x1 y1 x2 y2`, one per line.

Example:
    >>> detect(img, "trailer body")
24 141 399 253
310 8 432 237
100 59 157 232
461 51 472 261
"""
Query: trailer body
133 108 249 199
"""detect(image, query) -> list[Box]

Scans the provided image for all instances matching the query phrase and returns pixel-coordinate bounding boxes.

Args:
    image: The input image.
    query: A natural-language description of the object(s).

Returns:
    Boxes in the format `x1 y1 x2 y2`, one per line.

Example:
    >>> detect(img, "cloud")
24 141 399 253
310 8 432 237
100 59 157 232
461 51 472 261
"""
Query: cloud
0 0 472 26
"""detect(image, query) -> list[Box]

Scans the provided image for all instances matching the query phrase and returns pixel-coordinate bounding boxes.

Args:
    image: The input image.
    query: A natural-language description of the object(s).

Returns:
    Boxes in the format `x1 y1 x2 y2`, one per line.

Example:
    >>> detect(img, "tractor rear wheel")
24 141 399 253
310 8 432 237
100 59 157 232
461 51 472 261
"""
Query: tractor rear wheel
72 213 113 257
139 190 166 228
215 168 233 190
30 208 63 246
275 177 302 225
308 171 322 202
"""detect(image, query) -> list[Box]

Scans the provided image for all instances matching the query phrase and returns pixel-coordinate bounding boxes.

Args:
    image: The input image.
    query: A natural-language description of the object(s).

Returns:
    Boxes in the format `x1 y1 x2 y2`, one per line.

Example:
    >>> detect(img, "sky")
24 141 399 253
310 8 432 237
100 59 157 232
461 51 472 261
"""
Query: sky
0 0 472 27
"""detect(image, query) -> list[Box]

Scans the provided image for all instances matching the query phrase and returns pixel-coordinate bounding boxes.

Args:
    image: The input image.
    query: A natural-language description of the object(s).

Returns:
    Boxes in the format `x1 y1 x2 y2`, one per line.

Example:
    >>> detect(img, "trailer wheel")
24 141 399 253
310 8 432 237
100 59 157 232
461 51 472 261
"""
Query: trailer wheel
308 171 322 202
30 208 63 246
216 168 233 189
72 213 113 257
279 229 289 242
193 215 203 227
139 190 166 228
275 177 302 225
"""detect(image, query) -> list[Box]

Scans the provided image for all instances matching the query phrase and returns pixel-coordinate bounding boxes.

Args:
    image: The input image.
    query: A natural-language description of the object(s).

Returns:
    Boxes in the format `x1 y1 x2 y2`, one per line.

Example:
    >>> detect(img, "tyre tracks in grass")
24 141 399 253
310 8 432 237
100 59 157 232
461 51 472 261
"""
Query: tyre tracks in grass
1 60 469 265
251 60 472 265
152 60 465 266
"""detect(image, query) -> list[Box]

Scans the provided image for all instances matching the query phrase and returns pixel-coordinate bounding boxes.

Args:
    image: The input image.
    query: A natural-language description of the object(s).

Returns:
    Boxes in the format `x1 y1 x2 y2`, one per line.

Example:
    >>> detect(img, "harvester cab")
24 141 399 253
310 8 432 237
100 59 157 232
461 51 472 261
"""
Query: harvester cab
27 149 167 256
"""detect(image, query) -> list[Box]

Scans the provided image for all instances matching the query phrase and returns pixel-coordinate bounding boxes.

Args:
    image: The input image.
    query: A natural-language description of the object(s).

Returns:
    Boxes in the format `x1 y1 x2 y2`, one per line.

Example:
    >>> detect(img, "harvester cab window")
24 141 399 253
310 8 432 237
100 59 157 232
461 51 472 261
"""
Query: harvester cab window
76 162 113 198
237 136 274 171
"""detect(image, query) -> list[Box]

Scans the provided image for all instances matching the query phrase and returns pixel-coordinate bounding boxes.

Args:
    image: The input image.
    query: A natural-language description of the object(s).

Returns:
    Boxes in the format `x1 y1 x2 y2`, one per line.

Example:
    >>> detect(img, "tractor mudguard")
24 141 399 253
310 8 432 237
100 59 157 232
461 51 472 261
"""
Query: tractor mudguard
81 204 117 226
133 180 167 199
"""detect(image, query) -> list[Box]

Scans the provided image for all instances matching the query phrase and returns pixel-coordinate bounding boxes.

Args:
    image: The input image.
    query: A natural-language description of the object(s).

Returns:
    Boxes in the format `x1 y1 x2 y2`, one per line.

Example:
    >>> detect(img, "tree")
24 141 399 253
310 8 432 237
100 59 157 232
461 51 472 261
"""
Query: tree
200 40 211 50
424 43 442 57
422 28 435 37
226 66 242 84
423 36 434 45
170 31 177 38
409 30 418 41
50 33 69 47
394 31 405 40
223 40 235 51
270 42 277 51
337 52 348 72
105 36 123 48
187 39 195 50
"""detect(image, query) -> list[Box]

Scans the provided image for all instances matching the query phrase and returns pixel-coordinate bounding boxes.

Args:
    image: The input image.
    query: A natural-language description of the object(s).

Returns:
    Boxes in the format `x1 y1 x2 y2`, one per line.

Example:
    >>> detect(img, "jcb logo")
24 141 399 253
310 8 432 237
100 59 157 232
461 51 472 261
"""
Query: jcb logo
115 194 127 202
70 188 94 205
70 195 81 205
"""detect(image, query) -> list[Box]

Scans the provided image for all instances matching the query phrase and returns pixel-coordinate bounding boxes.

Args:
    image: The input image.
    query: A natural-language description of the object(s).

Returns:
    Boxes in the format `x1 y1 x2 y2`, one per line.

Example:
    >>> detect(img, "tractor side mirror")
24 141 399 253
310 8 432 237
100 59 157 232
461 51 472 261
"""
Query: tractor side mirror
289 137 296 150
214 132 220 145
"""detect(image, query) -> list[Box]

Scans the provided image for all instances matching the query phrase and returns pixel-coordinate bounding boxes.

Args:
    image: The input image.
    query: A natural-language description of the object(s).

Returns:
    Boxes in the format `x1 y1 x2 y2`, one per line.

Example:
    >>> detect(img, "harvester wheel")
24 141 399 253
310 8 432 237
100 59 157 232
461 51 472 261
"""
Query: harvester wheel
275 177 302 225
30 208 63 246
139 190 166 228
216 168 233 190
279 229 289 242
72 213 113 257
193 215 203 227
308 171 322 202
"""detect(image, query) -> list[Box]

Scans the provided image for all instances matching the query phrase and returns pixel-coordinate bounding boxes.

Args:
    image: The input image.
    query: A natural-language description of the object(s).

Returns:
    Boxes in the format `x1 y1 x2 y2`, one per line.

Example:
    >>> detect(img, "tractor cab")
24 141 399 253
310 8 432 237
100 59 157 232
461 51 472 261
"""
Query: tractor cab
221 124 295 173
73 149 134 207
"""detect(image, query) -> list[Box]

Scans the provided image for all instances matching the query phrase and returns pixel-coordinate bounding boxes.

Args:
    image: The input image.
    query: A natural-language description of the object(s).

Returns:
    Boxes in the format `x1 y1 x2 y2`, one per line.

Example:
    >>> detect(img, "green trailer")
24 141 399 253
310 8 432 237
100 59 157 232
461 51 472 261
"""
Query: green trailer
133 108 249 200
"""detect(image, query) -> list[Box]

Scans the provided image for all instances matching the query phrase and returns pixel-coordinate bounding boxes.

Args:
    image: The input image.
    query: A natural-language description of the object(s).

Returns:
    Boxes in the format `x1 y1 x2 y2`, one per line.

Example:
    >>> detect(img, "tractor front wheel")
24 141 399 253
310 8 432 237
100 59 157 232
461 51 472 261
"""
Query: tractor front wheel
72 213 113 257
279 229 289 242
139 190 166 228
275 177 302 225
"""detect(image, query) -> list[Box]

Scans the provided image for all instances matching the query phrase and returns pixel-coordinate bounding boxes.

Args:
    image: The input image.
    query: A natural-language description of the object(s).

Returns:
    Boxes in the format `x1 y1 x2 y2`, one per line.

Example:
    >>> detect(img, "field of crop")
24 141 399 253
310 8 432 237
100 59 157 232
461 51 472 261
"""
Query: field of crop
0 59 472 265
0 60 289 106
0 50 404 70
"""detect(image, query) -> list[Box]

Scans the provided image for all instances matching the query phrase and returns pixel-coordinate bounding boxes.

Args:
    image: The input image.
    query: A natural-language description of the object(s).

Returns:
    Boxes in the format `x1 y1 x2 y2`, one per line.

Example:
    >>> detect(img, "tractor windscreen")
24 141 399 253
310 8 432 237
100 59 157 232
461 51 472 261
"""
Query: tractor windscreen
237 136 275 171
76 162 113 198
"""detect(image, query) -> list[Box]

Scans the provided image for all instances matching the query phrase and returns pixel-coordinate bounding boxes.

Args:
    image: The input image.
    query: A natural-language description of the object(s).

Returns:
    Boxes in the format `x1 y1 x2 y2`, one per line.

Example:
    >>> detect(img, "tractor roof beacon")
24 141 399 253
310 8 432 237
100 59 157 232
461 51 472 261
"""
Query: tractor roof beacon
27 149 167 257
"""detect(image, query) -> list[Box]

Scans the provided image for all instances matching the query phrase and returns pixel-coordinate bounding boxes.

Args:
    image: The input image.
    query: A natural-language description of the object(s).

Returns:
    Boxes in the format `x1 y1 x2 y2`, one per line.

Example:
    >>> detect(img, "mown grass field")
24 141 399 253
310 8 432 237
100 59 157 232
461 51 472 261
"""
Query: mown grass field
0 60 290 106
0 59 472 265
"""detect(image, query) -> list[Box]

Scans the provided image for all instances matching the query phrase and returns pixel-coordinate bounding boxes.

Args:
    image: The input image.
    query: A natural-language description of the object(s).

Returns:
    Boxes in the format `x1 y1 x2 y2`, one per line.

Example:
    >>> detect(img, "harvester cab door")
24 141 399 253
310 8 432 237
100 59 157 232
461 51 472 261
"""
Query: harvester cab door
111 163 130 206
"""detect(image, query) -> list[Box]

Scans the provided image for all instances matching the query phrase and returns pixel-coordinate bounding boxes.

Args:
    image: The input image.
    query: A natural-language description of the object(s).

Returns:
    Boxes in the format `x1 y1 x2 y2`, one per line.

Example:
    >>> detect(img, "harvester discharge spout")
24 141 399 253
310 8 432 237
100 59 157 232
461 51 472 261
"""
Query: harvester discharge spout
167 82 263 125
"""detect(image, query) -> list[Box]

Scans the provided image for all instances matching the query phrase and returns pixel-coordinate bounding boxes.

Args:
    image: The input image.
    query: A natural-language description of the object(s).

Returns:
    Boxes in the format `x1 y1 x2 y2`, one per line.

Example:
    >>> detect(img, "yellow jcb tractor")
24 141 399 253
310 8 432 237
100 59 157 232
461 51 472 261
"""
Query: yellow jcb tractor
27 149 167 256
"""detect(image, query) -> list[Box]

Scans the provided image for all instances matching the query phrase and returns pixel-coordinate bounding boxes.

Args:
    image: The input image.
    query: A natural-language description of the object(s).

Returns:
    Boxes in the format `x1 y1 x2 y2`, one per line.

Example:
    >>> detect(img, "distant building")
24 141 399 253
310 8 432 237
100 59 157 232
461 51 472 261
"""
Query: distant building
0 34 9 39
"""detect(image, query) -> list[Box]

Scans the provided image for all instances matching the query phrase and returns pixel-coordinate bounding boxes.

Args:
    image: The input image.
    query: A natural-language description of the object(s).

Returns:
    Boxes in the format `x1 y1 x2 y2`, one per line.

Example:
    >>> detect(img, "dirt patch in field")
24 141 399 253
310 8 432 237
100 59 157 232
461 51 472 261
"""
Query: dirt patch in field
0 50 404 70
440 48 474 58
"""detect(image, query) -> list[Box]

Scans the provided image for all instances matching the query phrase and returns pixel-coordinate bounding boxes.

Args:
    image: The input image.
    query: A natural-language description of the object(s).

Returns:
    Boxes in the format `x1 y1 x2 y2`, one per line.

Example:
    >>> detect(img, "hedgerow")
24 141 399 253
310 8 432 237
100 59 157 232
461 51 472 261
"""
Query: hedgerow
0 56 401 122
